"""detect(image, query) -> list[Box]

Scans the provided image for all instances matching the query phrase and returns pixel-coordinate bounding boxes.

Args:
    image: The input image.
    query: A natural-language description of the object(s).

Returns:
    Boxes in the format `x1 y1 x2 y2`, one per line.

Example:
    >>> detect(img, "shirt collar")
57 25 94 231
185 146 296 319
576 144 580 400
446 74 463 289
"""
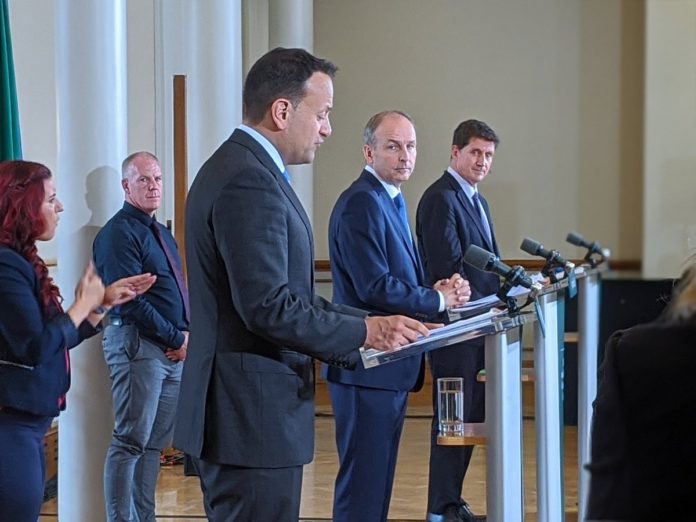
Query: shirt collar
447 166 477 201
238 124 286 174
365 165 401 199
122 201 156 226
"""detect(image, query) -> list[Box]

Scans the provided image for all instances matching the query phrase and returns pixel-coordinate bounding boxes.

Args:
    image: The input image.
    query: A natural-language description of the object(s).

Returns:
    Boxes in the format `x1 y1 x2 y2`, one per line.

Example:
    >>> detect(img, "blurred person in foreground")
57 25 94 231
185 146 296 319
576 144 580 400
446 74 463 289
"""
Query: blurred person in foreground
0 160 154 522
586 258 696 522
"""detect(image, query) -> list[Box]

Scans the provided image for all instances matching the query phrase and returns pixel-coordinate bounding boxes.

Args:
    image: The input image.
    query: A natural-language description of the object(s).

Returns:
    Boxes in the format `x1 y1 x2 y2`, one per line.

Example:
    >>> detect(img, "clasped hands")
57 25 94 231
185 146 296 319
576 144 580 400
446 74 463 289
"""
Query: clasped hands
433 273 471 309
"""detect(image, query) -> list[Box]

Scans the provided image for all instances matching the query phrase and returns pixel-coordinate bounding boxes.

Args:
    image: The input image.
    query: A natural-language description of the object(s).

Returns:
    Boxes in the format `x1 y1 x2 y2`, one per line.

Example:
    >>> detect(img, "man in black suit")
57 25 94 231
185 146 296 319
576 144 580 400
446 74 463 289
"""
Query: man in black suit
173 48 430 522
416 120 501 522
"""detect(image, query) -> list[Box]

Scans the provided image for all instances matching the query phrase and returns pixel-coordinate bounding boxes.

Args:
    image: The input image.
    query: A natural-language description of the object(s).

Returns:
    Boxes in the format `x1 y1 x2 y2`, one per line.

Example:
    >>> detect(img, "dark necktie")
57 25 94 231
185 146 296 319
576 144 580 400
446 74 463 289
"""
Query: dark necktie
150 220 190 322
393 192 412 240
472 192 492 243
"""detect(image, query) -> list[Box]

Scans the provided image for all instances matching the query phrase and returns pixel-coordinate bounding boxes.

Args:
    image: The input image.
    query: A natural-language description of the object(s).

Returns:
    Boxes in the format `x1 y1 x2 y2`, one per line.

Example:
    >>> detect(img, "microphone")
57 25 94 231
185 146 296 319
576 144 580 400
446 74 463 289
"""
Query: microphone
566 231 611 259
520 237 575 271
464 245 541 291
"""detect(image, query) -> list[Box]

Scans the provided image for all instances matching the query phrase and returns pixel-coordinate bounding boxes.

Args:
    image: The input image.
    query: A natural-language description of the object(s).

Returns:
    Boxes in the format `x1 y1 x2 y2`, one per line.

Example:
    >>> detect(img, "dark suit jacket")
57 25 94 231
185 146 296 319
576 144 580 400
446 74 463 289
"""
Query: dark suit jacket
0 246 98 416
416 171 500 300
173 129 368 468
586 322 696 522
323 170 439 391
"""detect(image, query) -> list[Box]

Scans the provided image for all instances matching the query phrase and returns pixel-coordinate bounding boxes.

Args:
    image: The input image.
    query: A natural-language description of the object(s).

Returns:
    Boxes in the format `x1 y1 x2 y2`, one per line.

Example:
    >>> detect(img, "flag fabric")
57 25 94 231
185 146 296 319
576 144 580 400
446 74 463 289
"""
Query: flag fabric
1 0 22 161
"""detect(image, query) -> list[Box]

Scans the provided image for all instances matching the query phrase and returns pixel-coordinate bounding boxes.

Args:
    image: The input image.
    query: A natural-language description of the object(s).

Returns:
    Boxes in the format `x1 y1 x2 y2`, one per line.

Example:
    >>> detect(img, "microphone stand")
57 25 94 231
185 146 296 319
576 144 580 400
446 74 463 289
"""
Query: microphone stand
496 265 534 315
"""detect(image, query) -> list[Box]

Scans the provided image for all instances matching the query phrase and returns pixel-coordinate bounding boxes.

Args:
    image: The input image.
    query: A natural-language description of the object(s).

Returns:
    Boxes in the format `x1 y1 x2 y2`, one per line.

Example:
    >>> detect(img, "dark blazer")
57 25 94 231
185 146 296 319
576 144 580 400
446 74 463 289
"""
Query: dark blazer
323 170 439 390
0 246 98 416
586 322 696 522
416 171 500 298
173 129 368 468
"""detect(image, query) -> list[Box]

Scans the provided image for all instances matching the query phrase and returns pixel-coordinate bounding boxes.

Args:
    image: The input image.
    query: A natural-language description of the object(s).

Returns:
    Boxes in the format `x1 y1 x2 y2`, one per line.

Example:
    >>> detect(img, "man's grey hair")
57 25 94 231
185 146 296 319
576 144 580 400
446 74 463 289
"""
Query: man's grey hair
122 151 160 179
362 110 415 148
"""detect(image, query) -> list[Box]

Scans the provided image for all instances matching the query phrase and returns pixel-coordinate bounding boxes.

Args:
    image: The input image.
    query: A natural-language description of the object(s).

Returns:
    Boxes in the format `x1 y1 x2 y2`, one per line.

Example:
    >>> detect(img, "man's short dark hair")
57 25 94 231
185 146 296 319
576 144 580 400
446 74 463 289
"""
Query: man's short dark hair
452 119 500 150
243 47 338 124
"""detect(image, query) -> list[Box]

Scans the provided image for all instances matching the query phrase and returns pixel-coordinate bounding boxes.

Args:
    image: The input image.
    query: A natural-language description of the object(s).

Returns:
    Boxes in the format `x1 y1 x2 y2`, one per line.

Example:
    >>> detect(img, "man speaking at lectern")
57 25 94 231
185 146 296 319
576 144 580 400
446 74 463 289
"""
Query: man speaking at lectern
174 49 430 522
325 110 470 522
416 119 501 522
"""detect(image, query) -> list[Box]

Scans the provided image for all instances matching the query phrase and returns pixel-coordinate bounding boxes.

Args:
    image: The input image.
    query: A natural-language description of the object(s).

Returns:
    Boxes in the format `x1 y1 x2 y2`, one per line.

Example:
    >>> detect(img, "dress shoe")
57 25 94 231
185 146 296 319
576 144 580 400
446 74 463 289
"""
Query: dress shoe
426 499 486 522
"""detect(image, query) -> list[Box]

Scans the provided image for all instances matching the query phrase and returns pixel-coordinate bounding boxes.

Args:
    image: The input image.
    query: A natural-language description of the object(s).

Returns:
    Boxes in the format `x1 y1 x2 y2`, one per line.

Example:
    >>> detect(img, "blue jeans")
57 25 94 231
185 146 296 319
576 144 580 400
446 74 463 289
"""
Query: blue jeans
102 324 182 522
0 409 52 522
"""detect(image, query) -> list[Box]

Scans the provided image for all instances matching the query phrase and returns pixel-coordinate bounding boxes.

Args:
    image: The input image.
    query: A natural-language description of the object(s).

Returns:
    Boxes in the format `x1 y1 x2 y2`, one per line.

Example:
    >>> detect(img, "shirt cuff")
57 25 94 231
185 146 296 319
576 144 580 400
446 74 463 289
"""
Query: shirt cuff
437 290 446 312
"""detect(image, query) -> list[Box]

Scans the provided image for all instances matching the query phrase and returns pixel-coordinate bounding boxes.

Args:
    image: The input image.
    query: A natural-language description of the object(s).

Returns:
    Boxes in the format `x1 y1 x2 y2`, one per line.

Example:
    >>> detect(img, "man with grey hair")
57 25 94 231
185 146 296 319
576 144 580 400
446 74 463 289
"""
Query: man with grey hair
324 110 470 521
93 151 188 521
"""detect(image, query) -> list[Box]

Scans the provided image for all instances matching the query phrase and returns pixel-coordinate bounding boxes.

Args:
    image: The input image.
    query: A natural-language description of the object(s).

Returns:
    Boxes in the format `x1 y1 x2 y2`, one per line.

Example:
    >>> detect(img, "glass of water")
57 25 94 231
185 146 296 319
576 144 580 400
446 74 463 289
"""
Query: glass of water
437 377 464 436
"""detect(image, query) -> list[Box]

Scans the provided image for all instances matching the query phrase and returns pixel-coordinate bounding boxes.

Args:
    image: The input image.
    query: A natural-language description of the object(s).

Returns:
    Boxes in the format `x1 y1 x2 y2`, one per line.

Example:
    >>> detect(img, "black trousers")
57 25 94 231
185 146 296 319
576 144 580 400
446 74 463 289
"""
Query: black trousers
196 457 303 521
427 340 486 514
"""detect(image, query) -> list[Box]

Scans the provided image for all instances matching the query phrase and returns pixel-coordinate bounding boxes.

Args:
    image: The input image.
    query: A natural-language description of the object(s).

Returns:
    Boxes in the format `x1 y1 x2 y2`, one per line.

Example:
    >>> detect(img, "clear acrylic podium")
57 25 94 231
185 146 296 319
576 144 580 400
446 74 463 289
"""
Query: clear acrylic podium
361 308 536 522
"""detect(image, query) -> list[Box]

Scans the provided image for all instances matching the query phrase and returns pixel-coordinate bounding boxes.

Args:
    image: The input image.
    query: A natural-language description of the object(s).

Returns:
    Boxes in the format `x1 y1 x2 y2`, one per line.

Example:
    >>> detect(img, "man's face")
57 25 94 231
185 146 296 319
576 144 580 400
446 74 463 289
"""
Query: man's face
122 157 163 216
451 137 496 187
284 72 333 165
363 114 417 188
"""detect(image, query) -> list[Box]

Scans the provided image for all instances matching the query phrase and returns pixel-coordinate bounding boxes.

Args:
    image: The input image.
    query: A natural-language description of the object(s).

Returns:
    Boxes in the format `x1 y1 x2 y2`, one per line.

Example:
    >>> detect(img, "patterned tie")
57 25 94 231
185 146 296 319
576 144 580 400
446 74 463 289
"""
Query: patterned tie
393 192 412 240
150 220 190 322
472 192 492 244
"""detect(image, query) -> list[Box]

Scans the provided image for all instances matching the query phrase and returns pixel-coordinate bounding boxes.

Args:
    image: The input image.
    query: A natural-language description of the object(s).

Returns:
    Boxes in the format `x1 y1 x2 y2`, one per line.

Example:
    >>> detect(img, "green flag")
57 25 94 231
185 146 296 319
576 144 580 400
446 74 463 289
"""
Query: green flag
1 0 22 161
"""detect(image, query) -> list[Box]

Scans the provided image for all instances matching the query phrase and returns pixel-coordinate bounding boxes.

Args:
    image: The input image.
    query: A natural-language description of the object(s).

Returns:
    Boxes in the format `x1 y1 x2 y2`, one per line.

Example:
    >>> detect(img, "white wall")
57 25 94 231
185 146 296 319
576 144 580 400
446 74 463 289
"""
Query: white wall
643 0 696 278
313 0 644 262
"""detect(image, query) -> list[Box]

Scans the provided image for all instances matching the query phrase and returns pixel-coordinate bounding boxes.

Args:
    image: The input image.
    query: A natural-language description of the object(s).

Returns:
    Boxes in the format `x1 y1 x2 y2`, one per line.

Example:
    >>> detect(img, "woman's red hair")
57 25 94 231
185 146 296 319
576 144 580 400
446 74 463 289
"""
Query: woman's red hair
0 160 62 313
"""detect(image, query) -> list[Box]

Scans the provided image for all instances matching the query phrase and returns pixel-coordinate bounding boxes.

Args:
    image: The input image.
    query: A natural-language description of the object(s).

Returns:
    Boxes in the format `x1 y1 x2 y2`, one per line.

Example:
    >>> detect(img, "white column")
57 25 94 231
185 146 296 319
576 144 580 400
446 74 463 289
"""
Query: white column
269 0 315 225
154 0 243 224
55 1 127 520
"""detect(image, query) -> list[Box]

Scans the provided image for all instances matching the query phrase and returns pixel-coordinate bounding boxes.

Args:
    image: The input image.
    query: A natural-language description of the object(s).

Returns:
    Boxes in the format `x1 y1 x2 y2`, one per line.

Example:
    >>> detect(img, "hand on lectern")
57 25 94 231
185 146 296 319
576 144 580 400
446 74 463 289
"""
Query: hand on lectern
364 315 432 351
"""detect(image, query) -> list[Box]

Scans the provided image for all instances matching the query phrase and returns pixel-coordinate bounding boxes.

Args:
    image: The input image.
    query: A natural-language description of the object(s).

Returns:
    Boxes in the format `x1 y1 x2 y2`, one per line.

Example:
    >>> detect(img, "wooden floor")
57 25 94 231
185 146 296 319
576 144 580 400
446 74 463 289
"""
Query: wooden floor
41 408 580 521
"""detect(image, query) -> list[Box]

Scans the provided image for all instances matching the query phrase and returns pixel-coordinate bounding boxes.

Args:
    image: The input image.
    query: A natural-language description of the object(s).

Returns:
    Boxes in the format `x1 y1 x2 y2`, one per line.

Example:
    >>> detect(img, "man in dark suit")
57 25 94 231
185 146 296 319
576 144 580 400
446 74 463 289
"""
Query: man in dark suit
325 111 470 522
173 48 430 522
416 120 501 522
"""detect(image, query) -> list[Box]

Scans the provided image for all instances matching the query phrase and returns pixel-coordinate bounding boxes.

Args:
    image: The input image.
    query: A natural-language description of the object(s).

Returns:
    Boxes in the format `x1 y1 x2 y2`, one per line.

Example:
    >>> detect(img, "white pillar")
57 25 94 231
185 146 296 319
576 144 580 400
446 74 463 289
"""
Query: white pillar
269 0 315 225
187 0 243 182
154 0 243 222
55 1 127 520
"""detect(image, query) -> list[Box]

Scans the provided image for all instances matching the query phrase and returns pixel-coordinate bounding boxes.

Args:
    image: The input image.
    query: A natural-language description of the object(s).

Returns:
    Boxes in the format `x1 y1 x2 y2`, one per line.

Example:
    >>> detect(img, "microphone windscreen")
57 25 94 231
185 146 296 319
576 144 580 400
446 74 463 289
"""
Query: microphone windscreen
464 244 494 270
566 231 585 247
520 237 542 256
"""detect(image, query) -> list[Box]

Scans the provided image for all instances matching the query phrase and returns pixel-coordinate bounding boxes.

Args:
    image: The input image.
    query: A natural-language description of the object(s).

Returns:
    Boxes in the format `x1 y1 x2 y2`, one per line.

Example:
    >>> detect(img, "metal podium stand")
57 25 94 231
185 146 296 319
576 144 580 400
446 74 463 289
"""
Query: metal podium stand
576 268 601 521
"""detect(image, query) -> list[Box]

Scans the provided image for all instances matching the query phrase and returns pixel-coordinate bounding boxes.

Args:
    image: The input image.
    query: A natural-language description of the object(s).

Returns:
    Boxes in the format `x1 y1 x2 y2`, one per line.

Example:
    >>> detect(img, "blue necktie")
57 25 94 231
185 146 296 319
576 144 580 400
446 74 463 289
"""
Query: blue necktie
281 169 291 185
393 193 412 240
472 192 492 243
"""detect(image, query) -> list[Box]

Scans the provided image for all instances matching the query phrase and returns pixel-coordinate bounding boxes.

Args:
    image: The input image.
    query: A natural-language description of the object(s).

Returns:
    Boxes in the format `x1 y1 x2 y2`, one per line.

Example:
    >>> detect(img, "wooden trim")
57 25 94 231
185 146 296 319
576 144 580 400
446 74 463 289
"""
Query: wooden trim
315 258 641 274
173 75 188 275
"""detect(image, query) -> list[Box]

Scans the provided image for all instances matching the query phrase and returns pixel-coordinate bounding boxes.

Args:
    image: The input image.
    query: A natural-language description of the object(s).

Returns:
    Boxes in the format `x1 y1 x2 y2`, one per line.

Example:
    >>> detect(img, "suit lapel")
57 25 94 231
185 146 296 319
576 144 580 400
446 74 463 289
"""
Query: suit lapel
361 171 421 275
444 172 494 252
230 130 315 263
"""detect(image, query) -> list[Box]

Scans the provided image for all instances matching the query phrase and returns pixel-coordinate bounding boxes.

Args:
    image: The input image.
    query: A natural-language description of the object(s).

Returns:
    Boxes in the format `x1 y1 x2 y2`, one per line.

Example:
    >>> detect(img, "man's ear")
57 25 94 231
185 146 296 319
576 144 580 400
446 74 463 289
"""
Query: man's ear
270 98 292 130
363 144 374 165
121 178 129 194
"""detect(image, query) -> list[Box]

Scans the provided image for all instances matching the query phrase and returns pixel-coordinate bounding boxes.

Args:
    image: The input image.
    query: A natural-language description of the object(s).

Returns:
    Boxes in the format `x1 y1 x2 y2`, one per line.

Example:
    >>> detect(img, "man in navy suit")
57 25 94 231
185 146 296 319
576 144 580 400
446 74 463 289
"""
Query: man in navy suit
416 119 501 522
325 110 470 522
